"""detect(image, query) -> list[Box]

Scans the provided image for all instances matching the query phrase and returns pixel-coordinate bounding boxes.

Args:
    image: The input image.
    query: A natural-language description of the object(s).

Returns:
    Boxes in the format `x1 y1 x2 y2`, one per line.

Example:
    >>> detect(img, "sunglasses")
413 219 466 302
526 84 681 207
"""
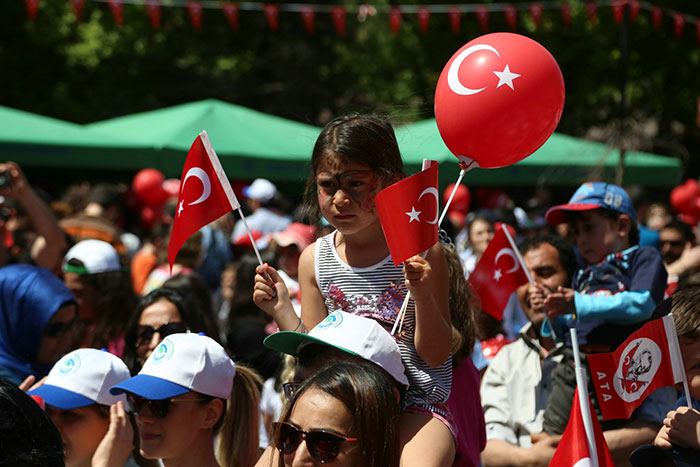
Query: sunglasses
282 382 301 401
660 240 684 248
273 421 358 464
44 318 77 338
127 394 208 418
134 322 189 347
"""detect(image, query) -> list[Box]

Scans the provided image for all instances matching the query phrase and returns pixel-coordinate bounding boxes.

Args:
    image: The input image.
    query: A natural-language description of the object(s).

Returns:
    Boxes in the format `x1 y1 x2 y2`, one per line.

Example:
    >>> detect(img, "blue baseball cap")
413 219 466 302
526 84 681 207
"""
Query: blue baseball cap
545 182 636 225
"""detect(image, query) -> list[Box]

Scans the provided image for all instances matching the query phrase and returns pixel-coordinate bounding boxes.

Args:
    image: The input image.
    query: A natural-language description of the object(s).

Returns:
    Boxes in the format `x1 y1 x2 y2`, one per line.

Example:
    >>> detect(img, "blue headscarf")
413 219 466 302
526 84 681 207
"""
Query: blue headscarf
0 264 76 385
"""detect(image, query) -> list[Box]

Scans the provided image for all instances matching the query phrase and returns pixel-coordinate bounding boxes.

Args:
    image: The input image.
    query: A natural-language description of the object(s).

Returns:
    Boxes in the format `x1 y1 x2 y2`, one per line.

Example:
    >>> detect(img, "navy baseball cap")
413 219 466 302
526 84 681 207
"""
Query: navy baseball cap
545 182 636 226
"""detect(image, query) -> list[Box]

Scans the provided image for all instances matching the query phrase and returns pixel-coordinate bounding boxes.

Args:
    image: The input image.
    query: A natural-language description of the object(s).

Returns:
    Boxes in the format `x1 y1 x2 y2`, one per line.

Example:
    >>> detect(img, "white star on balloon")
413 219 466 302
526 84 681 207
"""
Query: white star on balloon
493 65 521 90
493 269 502 281
178 200 184 217
406 206 422 223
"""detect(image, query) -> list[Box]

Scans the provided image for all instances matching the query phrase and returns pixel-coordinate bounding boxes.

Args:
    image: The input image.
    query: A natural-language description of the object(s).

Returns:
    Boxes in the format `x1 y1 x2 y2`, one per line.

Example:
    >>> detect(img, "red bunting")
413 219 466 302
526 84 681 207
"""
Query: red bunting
697 20 700 44
651 6 663 30
221 2 239 30
300 6 315 35
187 2 203 30
71 0 85 22
529 3 542 31
504 4 517 31
674 12 685 38
475 6 488 32
560 3 571 28
263 4 279 32
24 0 39 20
331 6 346 37
416 7 430 34
630 0 640 22
145 0 160 29
612 1 624 24
107 0 123 25
447 6 460 34
389 6 401 35
697 97 700 127
585 1 598 24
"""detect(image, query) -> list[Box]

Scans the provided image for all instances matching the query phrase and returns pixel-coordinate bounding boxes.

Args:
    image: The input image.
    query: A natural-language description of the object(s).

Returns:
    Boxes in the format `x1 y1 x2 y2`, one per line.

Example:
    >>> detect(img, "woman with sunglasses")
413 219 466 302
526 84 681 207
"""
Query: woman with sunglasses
0 263 77 386
111 332 262 467
272 360 401 467
122 287 215 374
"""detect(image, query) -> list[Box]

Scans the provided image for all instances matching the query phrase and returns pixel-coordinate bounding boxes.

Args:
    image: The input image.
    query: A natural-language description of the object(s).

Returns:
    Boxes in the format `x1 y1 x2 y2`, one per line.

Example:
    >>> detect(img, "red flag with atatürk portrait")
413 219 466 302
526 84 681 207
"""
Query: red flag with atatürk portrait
167 131 239 271
375 162 439 266
468 225 528 320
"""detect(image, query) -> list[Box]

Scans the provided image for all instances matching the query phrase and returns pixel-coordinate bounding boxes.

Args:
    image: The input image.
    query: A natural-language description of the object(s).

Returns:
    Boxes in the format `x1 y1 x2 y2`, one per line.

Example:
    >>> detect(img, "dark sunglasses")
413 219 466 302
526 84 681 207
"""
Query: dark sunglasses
134 322 189 347
273 421 358 464
127 394 208 418
282 382 301 401
660 240 684 248
44 318 77 338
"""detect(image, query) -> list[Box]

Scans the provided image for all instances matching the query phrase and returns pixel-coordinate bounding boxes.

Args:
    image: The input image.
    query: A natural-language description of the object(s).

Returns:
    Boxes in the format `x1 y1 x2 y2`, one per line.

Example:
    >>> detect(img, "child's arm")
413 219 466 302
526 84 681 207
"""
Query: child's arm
299 242 329 330
253 263 301 332
404 243 451 368
662 407 700 450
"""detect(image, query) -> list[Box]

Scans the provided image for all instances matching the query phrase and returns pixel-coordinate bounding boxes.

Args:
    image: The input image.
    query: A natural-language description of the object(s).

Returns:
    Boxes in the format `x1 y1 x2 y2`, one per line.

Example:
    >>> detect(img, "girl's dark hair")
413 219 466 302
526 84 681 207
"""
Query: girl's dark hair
303 114 405 224
443 244 477 364
122 287 208 374
0 377 64 466
162 272 220 342
276 360 401 467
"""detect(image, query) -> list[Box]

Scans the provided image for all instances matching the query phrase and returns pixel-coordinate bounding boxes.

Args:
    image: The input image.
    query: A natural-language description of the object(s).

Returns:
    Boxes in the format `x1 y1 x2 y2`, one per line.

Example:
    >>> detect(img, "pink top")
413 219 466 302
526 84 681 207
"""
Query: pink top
447 358 486 467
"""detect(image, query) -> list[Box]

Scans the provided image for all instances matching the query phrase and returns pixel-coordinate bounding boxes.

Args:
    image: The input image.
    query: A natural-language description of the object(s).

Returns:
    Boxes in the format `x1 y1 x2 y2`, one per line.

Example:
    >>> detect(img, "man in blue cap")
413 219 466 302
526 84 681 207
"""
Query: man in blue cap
540 182 669 435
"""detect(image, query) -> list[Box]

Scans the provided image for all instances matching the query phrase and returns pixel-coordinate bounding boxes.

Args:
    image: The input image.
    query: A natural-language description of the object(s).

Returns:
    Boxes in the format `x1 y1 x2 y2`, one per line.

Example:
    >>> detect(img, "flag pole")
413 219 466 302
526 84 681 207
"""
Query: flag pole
571 328 599 467
502 224 557 341
664 314 693 408
199 130 265 268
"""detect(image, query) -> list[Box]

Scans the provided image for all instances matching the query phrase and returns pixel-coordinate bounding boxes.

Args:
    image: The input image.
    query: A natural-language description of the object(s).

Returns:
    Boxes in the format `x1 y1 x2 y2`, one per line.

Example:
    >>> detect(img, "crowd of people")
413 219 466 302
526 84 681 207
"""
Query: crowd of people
1 114 700 467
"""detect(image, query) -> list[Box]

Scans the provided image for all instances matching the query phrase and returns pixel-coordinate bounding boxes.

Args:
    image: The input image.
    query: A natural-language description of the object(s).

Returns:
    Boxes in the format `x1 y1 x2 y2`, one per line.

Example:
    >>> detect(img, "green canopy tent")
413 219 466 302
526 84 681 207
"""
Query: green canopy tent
86 99 322 180
395 119 682 187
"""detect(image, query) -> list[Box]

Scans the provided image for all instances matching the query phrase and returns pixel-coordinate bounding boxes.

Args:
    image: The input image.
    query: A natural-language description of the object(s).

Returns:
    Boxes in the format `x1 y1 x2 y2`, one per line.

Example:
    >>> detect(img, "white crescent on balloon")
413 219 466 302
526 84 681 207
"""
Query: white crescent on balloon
494 248 520 274
182 167 211 206
417 187 439 224
447 44 501 96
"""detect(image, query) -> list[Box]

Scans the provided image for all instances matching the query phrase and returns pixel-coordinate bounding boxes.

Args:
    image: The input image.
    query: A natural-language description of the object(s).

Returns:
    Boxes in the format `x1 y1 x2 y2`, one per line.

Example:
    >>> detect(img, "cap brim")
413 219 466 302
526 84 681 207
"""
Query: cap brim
263 331 359 358
109 374 189 400
28 385 95 410
545 203 601 225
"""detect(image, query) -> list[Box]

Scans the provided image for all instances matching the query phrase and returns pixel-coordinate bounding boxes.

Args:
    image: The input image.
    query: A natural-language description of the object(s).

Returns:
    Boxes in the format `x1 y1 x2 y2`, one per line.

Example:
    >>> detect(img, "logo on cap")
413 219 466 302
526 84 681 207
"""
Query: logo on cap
58 354 82 375
152 337 175 364
317 312 343 329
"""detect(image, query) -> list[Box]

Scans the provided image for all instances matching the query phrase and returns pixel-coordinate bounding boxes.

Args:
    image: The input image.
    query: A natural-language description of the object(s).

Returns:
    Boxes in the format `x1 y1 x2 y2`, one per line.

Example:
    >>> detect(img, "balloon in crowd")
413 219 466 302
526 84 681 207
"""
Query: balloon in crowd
434 32 565 169
132 168 168 207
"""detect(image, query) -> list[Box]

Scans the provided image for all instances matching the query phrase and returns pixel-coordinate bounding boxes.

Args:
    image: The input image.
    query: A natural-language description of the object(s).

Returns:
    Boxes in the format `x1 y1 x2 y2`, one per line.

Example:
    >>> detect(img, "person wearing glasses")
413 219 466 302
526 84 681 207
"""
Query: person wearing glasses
0 263 77 386
111 332 262 467
272 360 401 466
122 287 213 374
659 219 700 296
28 348 157 467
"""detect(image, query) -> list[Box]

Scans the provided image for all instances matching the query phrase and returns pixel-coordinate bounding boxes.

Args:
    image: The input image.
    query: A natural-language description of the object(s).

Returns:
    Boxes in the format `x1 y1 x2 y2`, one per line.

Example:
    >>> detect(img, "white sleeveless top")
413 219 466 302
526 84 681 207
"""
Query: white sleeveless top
314 231 452 411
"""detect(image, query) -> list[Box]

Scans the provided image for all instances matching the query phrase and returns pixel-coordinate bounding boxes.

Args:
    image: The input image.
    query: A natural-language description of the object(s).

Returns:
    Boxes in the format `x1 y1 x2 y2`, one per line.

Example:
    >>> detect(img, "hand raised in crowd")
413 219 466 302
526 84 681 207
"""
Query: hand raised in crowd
403 255 433 300
657 407 700 450
668 245 700 277
543 285 575 317
253 263 292 319
0 161 30 200
92 401 134 467
525 282 549 314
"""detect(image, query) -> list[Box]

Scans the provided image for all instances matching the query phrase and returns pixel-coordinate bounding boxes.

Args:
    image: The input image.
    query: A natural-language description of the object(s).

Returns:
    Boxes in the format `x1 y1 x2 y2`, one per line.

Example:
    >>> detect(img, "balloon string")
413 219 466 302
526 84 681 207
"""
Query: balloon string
438 168 467 226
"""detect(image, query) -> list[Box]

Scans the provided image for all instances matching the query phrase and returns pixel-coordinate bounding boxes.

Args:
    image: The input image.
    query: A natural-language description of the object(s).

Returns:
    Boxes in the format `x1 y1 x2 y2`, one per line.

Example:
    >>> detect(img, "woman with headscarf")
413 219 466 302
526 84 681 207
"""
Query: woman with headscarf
0 263 78 385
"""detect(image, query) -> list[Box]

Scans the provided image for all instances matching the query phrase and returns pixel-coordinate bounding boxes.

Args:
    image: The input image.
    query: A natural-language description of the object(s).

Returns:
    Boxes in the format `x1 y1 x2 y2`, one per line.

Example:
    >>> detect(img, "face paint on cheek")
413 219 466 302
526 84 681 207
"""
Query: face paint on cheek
357 181 379 211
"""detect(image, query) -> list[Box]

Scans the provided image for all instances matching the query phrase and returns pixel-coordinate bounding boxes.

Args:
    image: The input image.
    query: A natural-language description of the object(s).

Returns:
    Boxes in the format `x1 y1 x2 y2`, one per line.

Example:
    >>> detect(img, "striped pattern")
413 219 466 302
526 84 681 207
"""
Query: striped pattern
315 231 452 410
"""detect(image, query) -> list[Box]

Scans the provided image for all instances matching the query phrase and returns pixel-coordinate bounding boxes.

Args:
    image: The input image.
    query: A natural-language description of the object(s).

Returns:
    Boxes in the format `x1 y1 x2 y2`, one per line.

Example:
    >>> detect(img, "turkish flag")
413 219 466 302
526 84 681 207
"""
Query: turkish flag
375 162 439 266
331 6 346 36
300 6 315 35
468 225 527 320
107 0 123 25
168 132 240 270
588 314 685 420
416 7 430 34
550 387 614 467
187 1 203 30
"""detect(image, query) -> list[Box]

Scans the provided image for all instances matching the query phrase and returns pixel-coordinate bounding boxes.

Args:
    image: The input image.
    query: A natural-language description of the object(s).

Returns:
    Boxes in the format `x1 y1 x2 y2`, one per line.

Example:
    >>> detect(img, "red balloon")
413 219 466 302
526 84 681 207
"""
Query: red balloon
162 178 181 198
132 168 167 207
140 205 163 230
670 181 700 214
435 33 565 169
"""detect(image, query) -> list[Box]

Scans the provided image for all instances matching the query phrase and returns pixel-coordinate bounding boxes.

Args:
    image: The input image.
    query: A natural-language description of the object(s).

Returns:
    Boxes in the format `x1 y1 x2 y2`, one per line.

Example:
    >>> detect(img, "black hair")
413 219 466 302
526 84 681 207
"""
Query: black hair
662 219 695 244
519 234 578 282
0 377 64 466
162 272 220 342
302 114 405 225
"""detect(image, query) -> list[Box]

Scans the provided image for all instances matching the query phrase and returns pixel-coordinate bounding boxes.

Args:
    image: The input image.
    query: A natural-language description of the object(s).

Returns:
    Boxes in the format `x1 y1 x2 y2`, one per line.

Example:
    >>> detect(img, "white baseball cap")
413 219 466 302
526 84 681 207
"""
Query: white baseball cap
110 333 235 400
242 178 277 203
63 239 121 275
29 348 130 409
263 311 409 387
